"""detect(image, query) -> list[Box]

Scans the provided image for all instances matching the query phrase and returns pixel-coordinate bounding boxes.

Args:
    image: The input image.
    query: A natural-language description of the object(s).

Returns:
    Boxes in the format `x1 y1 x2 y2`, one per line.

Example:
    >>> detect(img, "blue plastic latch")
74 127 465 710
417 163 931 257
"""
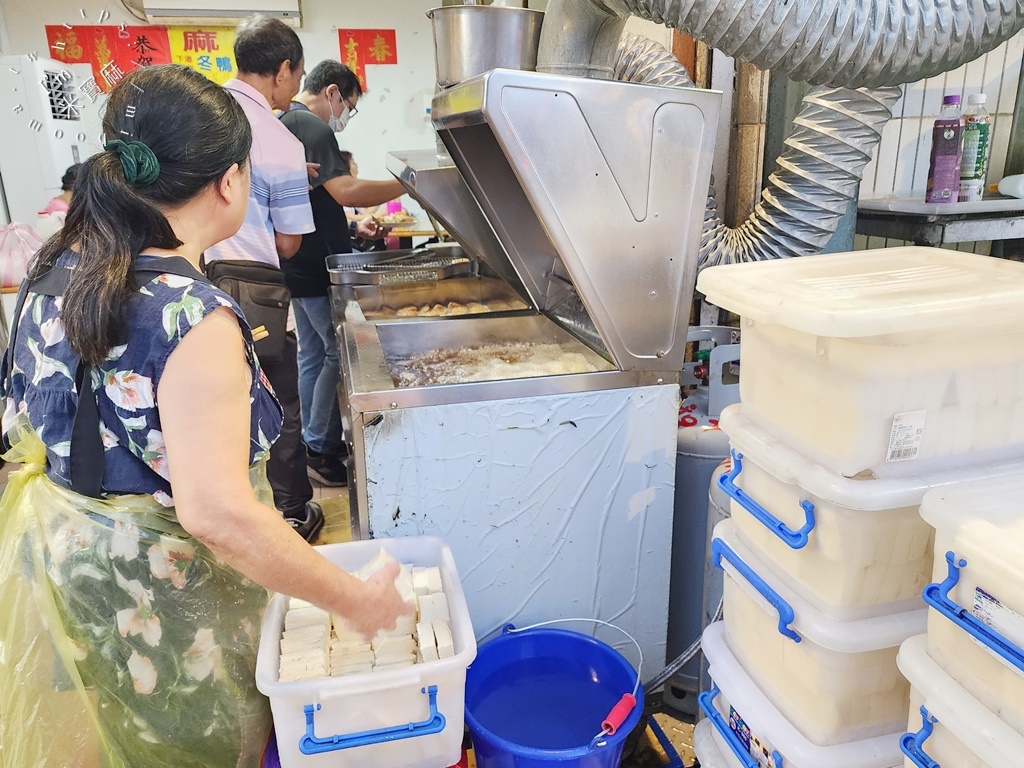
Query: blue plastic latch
298 685 445 755
899 706 939 768
698 686 784 768
924 551 1024 676
718 450 816 550
712 537 801 643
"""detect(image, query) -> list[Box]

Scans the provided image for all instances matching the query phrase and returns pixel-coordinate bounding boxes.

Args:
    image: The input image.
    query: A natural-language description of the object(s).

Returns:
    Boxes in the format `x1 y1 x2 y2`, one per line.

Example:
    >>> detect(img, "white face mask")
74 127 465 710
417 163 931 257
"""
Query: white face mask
327 92 350 133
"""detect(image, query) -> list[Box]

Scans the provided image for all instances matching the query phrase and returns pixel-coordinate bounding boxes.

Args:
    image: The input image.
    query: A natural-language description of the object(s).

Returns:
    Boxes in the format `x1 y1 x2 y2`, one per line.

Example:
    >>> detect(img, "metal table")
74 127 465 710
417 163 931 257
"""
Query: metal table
856 197 1024 247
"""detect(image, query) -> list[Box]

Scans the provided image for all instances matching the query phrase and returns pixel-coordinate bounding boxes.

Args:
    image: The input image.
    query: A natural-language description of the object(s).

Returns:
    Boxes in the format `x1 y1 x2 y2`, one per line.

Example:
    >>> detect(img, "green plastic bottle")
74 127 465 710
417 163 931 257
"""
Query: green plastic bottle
960 94 992 203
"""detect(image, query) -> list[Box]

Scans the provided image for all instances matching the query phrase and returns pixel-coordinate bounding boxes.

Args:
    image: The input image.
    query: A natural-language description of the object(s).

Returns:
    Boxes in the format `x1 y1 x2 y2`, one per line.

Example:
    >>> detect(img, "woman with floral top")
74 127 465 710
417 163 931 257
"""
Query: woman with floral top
0 65 410 768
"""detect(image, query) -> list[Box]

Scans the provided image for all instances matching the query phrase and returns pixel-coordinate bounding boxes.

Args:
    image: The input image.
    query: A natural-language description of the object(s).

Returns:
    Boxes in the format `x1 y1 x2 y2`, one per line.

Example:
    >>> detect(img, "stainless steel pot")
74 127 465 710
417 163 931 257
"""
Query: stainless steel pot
426 5 544 88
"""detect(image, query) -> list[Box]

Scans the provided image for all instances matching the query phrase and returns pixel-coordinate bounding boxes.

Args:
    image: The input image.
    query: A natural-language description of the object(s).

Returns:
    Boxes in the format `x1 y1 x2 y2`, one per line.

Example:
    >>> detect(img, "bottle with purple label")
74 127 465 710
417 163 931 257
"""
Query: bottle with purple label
926 95 965 203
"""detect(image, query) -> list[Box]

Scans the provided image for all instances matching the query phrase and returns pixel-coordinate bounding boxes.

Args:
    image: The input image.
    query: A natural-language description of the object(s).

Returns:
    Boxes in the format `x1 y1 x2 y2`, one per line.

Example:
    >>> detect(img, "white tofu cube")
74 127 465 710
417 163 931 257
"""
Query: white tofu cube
281 626 327 641
432 620 455 659
330 662 372 677
331 649 374 666
331 620 364 644
416 621 438 662
284 607 331 630
417 593 450 624
280 636 326 655
372 634 416 654
373 658 416 672
412 569 433 597
330 641 372 656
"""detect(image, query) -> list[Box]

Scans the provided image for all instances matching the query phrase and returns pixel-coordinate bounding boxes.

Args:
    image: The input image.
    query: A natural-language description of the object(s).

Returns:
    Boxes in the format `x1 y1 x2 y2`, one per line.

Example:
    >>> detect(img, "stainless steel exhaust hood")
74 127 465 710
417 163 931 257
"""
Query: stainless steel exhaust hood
431 69 721 372
385 150 529 301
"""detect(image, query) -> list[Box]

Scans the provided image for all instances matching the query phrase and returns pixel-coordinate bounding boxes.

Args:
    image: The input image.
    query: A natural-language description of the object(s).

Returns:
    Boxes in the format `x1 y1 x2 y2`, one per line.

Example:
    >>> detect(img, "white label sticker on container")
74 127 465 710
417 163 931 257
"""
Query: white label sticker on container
886 410 927 463
973 587 1024 654
729 707 778 768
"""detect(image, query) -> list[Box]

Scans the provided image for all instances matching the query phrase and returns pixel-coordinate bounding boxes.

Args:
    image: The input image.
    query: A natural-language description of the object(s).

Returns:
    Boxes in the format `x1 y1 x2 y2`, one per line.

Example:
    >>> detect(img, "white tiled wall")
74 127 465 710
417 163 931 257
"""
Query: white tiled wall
856 32 1024 254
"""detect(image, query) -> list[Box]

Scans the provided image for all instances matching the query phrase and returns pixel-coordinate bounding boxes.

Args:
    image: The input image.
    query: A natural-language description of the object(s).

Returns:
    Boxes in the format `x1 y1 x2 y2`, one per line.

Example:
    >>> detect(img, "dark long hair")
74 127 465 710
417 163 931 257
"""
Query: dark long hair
31 65 252 365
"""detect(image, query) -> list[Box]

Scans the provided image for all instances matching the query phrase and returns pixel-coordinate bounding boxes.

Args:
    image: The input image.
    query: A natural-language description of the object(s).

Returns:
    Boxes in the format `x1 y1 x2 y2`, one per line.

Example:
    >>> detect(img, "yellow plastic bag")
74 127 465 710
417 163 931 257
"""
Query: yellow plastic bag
0 415 272 768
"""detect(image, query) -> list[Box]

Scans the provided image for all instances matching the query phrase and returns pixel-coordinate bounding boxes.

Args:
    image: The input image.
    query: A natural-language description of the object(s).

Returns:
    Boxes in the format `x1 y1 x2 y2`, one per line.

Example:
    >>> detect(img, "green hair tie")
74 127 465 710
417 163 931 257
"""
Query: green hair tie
104 139 161 186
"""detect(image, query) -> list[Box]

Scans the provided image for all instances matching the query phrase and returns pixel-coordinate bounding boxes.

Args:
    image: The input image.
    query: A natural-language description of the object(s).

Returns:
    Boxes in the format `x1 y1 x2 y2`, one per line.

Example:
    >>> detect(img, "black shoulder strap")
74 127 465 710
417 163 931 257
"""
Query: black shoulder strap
135 254 211 284
3 256 210 498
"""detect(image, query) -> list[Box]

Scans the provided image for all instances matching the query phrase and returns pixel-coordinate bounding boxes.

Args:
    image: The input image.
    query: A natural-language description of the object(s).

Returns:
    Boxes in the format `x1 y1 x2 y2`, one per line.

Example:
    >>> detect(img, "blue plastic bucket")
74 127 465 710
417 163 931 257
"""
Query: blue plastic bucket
465 627 644 768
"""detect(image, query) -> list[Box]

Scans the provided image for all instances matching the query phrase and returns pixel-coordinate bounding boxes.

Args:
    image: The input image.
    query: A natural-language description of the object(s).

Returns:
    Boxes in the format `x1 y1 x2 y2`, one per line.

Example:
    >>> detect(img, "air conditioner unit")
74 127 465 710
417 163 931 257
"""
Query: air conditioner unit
141 0 301 27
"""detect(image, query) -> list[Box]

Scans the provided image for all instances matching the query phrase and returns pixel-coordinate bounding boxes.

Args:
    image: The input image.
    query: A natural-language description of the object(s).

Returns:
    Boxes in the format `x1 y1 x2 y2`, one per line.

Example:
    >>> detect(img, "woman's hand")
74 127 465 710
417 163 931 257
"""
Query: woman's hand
347 561 416 640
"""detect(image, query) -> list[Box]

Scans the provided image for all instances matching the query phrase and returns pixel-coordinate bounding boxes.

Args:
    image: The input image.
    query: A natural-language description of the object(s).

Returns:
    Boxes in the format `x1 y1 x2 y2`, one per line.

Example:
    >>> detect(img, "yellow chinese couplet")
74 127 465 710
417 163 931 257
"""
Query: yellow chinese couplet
167 27 238 85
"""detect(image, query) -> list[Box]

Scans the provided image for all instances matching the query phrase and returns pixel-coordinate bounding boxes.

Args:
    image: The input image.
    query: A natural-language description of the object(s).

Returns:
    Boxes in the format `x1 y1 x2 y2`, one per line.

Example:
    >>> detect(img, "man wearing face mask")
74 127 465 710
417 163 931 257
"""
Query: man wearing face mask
280 60 405 487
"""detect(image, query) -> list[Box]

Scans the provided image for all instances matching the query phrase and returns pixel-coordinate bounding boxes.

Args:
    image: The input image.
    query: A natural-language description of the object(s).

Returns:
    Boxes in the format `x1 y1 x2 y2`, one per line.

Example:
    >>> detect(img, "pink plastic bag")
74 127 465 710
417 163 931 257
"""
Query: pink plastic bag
0 222 42 288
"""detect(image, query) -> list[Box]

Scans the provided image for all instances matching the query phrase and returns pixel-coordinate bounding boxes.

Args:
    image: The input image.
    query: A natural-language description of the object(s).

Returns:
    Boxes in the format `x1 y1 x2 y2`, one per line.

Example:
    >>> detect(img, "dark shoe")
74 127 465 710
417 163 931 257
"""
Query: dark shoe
284 501 325 543
307 450 347 487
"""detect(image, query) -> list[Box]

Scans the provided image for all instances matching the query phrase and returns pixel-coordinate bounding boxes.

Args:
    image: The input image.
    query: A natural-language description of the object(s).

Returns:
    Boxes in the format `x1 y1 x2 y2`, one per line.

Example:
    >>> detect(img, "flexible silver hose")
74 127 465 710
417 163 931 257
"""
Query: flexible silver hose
542 0 1024 89
699 84 900 266
614 34 901 267
614 32 696 87
547 3 1021 263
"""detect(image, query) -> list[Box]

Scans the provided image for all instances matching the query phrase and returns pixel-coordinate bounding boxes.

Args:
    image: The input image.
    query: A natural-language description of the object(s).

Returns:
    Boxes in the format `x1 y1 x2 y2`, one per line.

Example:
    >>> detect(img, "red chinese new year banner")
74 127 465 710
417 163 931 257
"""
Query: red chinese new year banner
337 29 398 92
46 25 172 93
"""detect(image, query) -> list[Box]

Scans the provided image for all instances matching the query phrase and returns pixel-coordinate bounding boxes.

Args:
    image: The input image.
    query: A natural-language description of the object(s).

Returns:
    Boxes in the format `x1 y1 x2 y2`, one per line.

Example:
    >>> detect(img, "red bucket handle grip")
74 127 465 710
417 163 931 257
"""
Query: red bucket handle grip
601 693 637 735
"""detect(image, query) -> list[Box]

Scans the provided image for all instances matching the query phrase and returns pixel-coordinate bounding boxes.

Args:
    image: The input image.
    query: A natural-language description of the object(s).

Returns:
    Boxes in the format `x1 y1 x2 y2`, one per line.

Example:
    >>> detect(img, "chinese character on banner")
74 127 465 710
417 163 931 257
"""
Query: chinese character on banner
128 33 166 70
100 60 125 89
337 29 398 92
367 30 397 64
181 30 219 53
338 29 366 91
46 25 171 93
168 27 237 84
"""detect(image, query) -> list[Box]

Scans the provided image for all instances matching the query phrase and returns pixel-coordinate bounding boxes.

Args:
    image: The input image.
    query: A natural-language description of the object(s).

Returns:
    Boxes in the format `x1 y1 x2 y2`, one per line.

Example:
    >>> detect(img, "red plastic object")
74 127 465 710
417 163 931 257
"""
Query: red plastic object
601 693 637 735
448 744 472 768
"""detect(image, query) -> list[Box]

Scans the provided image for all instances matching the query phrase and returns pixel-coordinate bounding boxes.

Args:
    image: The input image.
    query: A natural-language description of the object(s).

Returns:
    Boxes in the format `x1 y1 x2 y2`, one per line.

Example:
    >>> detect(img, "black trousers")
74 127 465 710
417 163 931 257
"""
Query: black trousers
260 330 313 515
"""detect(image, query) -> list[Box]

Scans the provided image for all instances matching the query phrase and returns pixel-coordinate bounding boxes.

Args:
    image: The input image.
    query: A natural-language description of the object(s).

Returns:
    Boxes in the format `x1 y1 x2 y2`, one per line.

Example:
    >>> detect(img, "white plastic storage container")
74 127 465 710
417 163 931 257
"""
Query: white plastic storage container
697 622 904 768
897 634 1024 768
718 406 1024 621
255 537 477 768
696 248 1024 479
714 520 925 746
919 473 1024 736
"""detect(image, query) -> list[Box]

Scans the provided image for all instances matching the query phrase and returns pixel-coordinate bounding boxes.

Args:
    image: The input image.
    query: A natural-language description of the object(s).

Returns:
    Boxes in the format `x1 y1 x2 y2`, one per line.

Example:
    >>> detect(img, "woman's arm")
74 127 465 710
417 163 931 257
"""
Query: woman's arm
156 307 411 638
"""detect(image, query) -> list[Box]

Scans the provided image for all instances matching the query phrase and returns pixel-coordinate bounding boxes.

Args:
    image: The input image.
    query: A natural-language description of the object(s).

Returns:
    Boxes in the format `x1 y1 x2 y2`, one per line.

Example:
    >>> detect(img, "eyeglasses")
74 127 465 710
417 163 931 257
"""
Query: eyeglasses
342 96 359 118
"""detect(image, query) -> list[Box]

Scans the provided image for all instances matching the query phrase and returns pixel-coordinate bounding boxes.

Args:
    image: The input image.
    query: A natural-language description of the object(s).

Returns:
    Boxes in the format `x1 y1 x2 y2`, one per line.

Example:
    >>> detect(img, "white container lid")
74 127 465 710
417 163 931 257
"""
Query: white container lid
702 622 905 768
967 93 987 104
695 247 1024 337
715 520 927 652
919 471 1024 566
720 405 1024 510
897 634 1024 765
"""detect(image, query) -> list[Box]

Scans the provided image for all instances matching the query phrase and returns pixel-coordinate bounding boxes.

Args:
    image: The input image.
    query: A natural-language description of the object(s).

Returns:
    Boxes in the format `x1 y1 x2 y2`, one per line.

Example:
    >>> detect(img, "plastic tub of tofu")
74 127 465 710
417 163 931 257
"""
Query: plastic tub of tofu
255 536 476 768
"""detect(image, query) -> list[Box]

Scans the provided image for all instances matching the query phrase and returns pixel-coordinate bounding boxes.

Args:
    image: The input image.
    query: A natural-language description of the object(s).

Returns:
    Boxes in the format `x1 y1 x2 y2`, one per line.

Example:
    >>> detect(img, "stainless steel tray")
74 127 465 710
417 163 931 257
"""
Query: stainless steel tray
327 246 474 286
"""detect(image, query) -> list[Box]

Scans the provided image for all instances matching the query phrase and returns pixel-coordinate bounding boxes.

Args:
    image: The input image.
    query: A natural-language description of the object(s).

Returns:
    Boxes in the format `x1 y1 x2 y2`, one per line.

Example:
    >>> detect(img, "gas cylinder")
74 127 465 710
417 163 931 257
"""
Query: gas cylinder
664 330 738 716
